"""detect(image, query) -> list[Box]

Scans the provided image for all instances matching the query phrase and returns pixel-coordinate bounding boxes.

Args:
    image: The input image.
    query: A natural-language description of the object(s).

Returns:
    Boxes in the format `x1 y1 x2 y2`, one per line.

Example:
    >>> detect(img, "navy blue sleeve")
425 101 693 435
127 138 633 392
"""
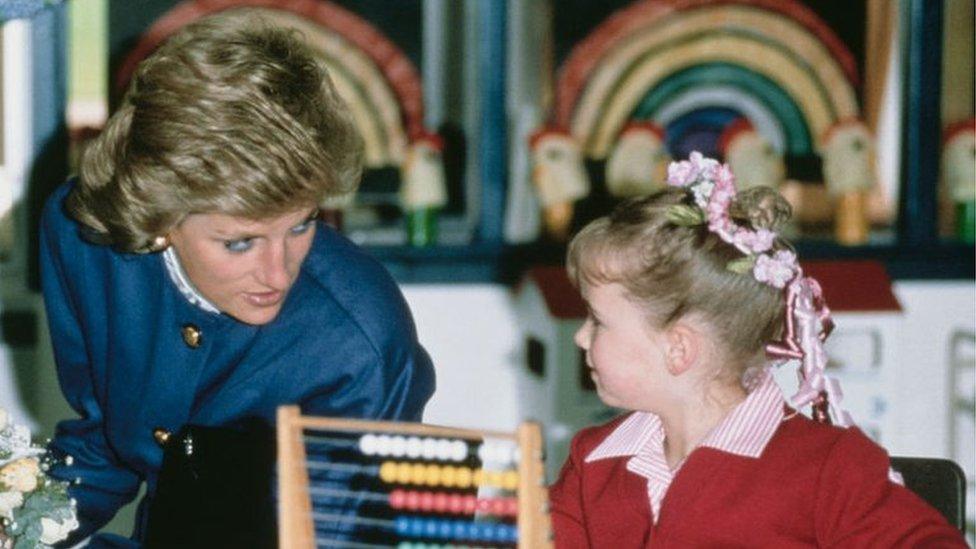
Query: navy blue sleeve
40 185 142 544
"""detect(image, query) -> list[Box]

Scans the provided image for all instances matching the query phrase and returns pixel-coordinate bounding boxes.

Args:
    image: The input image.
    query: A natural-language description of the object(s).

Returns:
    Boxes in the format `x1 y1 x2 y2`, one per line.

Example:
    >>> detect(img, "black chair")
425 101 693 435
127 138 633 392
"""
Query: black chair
890 456 968 532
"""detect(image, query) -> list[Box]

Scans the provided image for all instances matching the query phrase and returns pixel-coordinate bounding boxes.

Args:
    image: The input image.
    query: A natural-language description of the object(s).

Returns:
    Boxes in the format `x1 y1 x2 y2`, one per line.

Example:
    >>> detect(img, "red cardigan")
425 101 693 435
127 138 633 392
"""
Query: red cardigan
549 413 966 548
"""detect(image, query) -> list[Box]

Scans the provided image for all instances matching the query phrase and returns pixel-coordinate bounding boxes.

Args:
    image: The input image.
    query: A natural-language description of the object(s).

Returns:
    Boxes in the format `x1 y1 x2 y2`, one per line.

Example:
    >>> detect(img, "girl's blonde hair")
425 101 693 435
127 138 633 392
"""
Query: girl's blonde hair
567 188 792 378
68 10 363 252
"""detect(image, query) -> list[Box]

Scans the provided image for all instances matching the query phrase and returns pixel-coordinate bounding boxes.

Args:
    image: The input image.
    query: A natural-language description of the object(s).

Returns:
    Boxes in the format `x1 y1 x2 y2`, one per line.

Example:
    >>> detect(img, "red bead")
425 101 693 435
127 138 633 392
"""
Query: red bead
476 498 492 513
505 498 519 516
462 495 477 514
389 489 405 509
419 491 434 511
432 492 448 512
405 490 420 510
447 493 464 513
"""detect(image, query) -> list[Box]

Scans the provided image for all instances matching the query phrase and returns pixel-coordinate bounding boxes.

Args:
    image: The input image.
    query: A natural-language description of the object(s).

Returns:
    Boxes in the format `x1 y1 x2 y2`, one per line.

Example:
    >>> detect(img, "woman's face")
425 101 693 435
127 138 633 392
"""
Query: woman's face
167 207 318 325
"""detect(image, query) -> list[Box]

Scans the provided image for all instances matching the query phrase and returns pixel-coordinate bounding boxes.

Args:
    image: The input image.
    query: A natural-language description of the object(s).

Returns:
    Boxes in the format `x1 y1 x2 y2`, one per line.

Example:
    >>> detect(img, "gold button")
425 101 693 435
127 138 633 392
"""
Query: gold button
153 428 171 447
181 324 202 348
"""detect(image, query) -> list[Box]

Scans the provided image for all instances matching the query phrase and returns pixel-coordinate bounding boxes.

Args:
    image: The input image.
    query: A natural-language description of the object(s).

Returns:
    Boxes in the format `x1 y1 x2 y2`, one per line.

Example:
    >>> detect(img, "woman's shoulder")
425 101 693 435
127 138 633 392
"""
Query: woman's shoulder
298 224 418 341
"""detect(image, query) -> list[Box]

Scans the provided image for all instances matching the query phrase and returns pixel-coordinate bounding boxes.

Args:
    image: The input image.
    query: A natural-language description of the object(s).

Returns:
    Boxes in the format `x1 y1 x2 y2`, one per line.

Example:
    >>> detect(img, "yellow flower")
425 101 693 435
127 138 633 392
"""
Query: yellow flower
0 458 40 493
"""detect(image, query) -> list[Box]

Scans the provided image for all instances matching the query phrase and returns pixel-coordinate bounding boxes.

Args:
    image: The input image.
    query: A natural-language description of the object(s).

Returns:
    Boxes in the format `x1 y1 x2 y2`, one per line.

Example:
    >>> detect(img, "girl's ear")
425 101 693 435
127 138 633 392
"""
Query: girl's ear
666 322 700 376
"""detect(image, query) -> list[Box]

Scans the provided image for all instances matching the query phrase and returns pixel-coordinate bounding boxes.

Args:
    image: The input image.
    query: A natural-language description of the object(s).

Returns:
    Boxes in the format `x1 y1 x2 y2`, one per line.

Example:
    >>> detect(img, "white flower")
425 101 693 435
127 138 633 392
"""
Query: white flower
0 491 23 519
39 515 80 545
0 458 40 493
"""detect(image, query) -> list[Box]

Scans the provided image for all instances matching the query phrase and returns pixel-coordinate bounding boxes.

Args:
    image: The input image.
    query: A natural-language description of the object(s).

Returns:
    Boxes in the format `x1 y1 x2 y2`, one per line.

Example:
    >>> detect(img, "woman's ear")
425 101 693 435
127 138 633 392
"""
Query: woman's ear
665 323 700 376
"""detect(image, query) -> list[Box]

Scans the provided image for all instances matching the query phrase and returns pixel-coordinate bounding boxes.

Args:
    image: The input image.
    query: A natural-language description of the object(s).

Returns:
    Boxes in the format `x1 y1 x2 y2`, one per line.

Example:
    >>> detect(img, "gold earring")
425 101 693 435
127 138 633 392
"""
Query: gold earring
150 235 169 252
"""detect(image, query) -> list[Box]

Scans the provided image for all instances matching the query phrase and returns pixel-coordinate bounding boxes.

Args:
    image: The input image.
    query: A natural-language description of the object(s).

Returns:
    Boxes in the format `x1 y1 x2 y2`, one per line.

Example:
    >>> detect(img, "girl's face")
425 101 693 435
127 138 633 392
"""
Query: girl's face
574 282 671 412
167 207 318 325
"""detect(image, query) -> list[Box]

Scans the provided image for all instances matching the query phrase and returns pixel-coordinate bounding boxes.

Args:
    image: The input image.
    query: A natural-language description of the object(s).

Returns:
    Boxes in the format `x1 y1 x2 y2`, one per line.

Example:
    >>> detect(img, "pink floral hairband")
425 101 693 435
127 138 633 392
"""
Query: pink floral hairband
665 152 858 430
665 151 797 288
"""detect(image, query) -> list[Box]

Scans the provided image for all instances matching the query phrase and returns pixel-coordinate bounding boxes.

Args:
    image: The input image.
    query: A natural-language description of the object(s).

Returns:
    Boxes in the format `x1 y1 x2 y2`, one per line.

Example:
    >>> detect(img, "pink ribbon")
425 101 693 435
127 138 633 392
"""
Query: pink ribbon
766 271 853 427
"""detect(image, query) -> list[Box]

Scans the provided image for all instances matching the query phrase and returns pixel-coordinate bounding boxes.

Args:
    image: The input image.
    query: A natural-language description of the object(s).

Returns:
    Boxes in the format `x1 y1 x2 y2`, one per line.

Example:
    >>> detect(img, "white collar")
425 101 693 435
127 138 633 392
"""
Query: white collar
161 247 221 315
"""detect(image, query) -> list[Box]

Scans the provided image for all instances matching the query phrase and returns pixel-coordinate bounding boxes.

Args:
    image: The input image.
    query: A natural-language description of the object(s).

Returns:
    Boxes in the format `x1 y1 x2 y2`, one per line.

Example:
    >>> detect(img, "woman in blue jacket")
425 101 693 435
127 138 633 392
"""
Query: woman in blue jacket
40 13 435 547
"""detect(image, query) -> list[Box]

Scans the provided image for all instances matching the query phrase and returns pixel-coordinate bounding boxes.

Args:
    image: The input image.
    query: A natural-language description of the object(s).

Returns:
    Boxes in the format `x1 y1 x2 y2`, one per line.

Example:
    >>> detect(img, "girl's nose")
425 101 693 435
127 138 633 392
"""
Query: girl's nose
574 320 591 349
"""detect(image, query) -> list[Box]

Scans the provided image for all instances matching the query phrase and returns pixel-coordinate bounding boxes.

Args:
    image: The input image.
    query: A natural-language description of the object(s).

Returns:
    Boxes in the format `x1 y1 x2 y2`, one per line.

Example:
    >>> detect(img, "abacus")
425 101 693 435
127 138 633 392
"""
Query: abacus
277 406 553 548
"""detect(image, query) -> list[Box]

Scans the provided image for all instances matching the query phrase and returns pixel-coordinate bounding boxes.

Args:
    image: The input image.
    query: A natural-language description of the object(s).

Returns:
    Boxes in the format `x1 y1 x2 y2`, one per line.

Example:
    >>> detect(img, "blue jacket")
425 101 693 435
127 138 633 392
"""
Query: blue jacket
40 181 435 547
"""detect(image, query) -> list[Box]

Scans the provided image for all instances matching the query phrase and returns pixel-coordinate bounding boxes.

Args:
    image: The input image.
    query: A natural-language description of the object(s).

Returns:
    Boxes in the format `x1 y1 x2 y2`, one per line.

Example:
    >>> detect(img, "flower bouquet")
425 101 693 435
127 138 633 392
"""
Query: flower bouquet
0 409 77 548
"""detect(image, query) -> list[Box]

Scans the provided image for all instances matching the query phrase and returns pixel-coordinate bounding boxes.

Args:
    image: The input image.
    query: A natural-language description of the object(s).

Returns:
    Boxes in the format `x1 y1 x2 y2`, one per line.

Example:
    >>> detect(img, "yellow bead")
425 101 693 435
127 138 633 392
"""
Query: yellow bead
485 470 503 488
440 465 456 488
424 464 441 486
472 469 484 487
396 462 413 484
411 462 427 484
379 461 398 484
455 467 472 488
502 470 520 490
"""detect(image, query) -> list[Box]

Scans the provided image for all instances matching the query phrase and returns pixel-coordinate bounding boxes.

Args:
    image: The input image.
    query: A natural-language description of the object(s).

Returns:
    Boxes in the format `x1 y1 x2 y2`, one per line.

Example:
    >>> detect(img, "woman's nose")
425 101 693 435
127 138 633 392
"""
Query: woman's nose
258 242 290 289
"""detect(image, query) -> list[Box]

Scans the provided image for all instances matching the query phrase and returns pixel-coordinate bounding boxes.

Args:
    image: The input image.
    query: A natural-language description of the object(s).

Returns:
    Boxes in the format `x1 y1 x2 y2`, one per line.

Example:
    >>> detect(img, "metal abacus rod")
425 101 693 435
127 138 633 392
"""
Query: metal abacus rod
277 406 553 549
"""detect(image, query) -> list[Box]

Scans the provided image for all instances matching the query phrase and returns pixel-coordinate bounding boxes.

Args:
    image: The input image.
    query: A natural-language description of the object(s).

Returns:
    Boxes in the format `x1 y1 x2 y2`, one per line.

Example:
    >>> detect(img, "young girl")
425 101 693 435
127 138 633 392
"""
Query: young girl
549 153 966 547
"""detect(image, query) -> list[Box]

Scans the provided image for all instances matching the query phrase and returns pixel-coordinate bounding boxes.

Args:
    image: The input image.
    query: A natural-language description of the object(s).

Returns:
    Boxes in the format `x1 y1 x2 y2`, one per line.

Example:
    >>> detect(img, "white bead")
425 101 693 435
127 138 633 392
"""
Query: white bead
450 440 467 462
422 437 438 460
406 436 423 459
359 434 377 455
436 439 453 461
390 435 407 457
376 434 393 456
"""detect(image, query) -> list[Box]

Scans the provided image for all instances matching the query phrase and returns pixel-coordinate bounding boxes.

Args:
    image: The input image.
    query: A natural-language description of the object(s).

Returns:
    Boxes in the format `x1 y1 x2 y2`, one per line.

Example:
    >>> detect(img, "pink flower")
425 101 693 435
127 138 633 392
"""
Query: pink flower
667 159 698 187
733 228 776 254
753 250 798 288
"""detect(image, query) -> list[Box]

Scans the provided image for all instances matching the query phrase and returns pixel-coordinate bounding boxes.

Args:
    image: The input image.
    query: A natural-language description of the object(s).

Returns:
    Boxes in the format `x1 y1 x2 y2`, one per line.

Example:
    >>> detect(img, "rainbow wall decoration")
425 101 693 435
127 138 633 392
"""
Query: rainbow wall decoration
116 0 425 170
554 0 861 161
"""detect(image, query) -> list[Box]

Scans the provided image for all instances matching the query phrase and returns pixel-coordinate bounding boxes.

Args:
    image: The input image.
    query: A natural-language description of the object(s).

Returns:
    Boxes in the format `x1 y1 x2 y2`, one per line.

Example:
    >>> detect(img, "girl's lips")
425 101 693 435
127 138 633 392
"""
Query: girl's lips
243 290 284 307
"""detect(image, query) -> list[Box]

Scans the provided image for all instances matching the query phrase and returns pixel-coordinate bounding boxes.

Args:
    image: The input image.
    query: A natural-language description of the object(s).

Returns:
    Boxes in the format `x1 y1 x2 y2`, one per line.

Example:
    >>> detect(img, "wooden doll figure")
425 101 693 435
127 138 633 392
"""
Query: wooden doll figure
400 131 447 246
942 120 975 243
719 118 785 192
605 121 670 198
821 119 876 245
529 128 591 241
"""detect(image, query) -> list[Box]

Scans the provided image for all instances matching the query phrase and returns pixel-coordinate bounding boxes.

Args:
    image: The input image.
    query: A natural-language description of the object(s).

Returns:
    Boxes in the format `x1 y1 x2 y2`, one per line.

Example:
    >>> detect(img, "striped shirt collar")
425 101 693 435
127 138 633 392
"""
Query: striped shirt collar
585 368 785 522
586 367 785 463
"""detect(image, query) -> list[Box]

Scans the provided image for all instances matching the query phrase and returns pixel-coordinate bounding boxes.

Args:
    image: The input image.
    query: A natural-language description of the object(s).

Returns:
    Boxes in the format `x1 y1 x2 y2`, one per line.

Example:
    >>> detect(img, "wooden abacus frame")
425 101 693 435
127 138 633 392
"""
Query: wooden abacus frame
277 406 552 548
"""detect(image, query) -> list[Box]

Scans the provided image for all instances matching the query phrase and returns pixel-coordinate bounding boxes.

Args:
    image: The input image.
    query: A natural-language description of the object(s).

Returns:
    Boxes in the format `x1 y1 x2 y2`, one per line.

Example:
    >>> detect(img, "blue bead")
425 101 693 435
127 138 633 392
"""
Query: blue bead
424 518 439 537
410 517 426 537
395 516 412 536
451 520 468 539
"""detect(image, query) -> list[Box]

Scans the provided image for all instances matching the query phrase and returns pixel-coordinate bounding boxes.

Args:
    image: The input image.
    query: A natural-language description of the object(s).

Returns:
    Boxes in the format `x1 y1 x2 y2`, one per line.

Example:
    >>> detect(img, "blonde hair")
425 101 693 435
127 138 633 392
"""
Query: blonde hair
68 10 363 252
567 188 791 378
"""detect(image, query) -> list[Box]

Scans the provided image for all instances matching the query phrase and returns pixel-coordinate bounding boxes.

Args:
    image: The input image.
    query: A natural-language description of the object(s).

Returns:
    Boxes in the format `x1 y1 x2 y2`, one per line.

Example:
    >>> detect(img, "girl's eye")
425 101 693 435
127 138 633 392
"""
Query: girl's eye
224 238 254 253
290 219 315 235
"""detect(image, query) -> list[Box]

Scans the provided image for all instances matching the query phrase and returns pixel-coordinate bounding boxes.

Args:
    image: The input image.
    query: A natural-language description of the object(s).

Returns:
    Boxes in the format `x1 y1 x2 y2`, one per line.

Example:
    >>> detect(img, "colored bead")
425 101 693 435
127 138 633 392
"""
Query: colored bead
395 516 411 536
432 491 448 512
389 489 406 508
376 434 392 455
505 498 518 516
437 519 453 538
475 498 491 513
440 465 456 488
502 470 519 490
406 490 420 510
391 436 407 457
459 467 474 488
419 491 434 511
422 438 438 459
447 493 464 514
397 462 414 484
472 469 484 487
411 462 427 484
424 463 441 486
406 436 423 459
436 439 453 461
379 461 398 483
462 495 477 514
423 518 439 537
359 433 377 455
450 440 468 462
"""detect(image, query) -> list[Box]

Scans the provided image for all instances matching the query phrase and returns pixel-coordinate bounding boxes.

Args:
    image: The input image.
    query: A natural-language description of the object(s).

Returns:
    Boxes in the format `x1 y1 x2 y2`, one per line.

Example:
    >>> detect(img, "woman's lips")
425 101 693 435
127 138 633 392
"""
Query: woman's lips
243 290 284 307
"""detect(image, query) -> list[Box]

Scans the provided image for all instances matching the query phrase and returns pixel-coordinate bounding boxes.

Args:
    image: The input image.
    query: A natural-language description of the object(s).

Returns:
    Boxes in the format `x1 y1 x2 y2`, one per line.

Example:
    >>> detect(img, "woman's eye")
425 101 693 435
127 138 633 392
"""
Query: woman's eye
290 219 315 235
223 238 254 253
